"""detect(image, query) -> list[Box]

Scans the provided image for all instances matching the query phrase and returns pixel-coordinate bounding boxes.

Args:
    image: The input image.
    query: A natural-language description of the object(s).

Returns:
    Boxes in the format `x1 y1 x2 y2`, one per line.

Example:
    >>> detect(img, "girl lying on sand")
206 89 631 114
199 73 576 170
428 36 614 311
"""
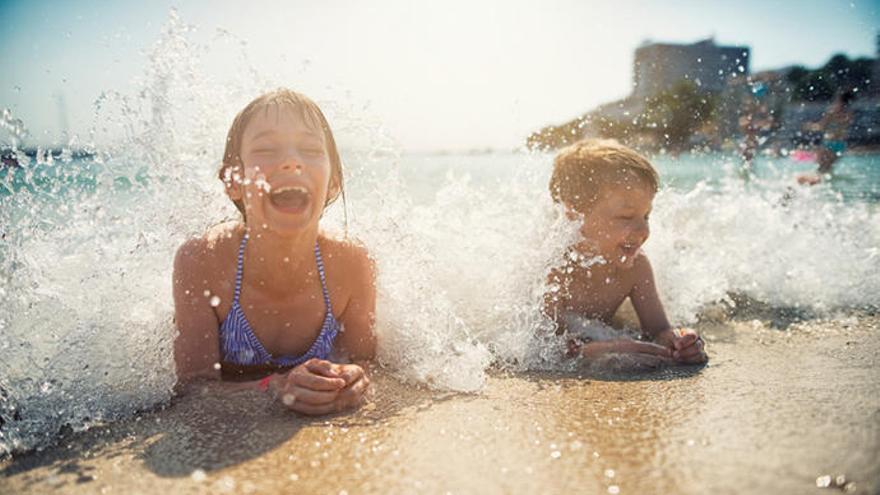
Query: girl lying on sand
173 89 376 415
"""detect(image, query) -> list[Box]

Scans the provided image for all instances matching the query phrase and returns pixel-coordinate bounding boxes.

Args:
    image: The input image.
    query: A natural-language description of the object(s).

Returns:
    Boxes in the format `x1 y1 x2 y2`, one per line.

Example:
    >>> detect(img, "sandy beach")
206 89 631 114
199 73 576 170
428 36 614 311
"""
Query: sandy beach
2 311 878 495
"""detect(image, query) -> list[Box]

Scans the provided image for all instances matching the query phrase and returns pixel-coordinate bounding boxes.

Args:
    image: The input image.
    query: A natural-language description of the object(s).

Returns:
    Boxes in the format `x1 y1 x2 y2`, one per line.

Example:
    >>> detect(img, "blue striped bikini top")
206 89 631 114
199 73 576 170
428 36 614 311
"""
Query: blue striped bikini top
219 233 340 367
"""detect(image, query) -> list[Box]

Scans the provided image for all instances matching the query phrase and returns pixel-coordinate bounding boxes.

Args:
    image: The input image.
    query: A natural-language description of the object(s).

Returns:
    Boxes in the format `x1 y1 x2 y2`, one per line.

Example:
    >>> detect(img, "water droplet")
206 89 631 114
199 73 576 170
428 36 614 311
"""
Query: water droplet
816 475 832 488
282 393 296 406
550 450 561 459
203 290 211 297
605 469 616 478
209 296 221 307
190 469 207 482
608 486 620 494
289 473 299 481
213 362 221 371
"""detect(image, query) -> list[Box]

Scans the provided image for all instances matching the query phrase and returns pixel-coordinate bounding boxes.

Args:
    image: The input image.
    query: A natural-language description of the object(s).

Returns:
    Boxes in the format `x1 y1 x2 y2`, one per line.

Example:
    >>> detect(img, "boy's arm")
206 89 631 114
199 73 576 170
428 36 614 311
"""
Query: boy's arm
629 254 672 339
580 339 671 360
542 267 570 334
630 254 707 363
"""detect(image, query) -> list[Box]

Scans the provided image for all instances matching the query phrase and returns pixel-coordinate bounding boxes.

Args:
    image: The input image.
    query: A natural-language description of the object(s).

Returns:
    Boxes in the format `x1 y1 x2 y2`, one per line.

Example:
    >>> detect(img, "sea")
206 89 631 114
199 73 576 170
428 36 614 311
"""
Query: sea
1 14 879 457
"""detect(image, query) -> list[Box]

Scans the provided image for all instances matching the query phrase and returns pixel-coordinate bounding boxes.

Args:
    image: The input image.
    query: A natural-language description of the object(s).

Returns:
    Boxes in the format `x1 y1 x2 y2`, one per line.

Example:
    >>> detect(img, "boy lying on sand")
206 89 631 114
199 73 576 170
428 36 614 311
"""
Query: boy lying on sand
544 139 707 367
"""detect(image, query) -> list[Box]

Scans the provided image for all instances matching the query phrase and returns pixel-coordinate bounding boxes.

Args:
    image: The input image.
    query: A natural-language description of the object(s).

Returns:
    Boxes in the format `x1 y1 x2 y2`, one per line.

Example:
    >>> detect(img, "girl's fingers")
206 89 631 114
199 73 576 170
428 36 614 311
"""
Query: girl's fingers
338 376 370 408
290 370 346 391
305 359 341 378
289 386 339 406
338 365 364 384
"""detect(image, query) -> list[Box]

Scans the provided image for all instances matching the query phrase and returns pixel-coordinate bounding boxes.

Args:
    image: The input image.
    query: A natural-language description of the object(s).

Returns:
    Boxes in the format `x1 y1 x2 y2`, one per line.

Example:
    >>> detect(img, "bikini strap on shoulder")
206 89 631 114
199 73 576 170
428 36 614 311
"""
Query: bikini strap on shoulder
233 233 248 303
314 241 333 310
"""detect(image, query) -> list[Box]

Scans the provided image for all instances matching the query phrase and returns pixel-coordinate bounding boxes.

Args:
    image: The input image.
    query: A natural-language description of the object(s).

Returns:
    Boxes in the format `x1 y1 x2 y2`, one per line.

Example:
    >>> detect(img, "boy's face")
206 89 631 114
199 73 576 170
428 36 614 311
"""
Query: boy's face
571 182 654 269
232 105 333 234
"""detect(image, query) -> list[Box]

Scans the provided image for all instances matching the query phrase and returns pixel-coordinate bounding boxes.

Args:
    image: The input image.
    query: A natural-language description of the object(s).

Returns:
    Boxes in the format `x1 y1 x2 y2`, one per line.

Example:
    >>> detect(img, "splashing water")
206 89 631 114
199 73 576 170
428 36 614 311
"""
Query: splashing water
2 12 880 456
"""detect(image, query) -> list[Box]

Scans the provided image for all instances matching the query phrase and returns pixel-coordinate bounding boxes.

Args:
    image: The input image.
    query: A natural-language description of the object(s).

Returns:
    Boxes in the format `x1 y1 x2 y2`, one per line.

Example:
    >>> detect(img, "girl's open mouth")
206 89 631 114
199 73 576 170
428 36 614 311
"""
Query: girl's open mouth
269 186 310 213
620 243 639 258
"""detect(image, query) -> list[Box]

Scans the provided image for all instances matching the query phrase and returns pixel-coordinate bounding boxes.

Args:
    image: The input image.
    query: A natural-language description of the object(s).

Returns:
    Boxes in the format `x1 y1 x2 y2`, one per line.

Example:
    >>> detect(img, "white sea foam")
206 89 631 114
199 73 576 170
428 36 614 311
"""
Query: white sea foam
2 11 879 455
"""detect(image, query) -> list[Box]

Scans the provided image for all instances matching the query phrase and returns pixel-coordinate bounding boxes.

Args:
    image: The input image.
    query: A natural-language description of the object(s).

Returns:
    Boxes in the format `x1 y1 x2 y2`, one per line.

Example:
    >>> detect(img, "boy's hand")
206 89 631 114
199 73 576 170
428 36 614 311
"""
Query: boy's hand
655 328 707 364
579 340 674 369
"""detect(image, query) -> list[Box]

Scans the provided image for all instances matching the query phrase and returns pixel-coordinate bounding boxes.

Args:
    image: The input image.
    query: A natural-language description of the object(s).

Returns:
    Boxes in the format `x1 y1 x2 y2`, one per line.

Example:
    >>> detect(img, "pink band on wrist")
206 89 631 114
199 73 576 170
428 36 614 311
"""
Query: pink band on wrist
258 375 272 392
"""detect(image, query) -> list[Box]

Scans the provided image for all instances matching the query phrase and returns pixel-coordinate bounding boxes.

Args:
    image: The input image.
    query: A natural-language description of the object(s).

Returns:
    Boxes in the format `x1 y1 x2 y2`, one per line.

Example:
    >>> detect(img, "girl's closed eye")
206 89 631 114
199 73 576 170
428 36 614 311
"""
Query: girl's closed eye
301 147 325 157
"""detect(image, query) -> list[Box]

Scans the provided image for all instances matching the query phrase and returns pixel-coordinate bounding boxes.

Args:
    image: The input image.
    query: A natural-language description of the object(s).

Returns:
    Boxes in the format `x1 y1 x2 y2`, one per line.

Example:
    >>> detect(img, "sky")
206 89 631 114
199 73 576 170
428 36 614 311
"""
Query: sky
1 0 878 152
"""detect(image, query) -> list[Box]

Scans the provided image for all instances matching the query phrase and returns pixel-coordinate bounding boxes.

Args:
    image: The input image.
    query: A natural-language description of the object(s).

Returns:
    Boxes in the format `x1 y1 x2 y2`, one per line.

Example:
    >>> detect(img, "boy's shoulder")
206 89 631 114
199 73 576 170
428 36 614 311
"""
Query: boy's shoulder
576 250 653 288
625 250 655 285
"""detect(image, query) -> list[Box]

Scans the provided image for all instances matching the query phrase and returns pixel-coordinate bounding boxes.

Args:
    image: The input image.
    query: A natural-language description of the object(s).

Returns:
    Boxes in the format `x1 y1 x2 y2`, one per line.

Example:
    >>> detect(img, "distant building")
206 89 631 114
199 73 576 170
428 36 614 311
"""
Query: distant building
633 38 750 98
528 35 880 151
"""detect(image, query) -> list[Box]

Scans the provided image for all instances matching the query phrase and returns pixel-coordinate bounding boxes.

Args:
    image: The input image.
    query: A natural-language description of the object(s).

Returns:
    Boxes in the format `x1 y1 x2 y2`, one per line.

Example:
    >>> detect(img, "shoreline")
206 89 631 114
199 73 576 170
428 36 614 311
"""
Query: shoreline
2 314 879 494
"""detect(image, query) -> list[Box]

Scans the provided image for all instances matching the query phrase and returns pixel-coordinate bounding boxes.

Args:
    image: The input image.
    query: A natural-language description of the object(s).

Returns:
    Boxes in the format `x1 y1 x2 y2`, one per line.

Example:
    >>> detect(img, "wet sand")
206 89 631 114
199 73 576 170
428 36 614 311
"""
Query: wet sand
3 315 879 495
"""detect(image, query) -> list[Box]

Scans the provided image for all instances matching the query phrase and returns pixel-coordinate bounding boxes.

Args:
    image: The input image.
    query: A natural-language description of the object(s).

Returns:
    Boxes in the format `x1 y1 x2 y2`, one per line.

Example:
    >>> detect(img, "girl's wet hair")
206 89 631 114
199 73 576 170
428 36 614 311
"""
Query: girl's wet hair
219 89 345 218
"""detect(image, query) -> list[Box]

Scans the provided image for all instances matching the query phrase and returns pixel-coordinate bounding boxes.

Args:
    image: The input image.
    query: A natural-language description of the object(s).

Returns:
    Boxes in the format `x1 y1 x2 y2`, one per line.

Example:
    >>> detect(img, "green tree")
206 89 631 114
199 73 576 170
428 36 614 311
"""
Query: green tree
642 81 716 151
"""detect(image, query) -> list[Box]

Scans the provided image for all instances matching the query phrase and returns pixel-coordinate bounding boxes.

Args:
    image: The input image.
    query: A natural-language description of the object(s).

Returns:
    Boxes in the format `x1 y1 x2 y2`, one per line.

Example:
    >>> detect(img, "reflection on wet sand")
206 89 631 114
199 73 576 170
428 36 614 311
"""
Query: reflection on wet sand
1 316 878 494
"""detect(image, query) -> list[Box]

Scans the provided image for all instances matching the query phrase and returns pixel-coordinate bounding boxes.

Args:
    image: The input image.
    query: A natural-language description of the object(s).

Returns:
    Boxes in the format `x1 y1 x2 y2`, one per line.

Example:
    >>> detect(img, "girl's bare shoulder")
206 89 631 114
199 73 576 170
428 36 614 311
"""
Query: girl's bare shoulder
317 233 375 284
174 222 243 281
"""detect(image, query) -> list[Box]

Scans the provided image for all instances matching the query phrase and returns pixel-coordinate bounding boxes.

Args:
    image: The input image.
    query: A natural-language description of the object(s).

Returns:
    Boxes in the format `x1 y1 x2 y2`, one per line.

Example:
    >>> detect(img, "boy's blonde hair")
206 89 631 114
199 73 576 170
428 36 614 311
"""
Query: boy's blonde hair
219 88 345 217
549 138 659 213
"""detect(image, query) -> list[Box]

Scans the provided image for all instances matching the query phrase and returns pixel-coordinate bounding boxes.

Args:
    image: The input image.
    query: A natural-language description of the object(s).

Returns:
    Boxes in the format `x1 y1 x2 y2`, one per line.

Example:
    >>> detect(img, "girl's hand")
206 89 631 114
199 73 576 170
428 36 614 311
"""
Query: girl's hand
271 358 346 414
272 359 370 415
656 328 708 364
329 364 371 412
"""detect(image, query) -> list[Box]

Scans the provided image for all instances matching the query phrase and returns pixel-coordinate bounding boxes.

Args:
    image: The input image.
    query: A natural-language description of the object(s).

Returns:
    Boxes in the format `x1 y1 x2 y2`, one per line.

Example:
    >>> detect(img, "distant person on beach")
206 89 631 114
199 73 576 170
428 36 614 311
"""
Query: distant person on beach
738 82 774 174
797 91 854 185
544 139 707 367
173 89 376 415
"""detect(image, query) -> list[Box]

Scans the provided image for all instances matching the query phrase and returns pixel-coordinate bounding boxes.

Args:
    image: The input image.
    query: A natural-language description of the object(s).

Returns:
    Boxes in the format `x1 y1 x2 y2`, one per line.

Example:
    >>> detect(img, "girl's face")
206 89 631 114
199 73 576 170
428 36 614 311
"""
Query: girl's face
573 183 653 269
233 105 335 235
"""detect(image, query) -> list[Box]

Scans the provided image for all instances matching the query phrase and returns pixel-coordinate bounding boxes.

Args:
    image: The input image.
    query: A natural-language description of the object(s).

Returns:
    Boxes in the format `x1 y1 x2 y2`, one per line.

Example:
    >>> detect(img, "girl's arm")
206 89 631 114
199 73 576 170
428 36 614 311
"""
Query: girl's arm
335 244 377 362
172 239 222 386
